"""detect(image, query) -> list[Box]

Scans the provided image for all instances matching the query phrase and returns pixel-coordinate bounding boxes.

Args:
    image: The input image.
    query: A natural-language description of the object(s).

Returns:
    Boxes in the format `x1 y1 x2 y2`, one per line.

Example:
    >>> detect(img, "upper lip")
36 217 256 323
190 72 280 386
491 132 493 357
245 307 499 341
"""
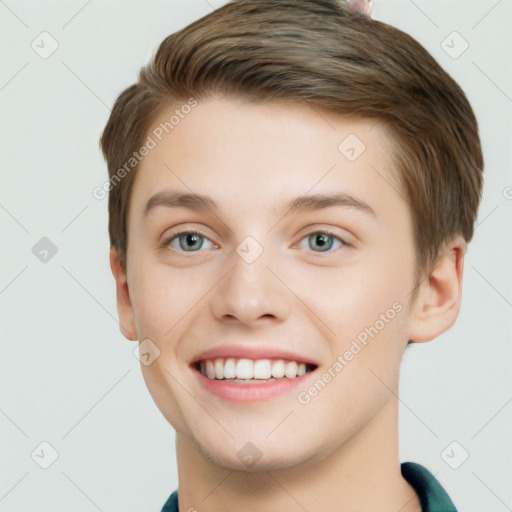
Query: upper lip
190 344 319 366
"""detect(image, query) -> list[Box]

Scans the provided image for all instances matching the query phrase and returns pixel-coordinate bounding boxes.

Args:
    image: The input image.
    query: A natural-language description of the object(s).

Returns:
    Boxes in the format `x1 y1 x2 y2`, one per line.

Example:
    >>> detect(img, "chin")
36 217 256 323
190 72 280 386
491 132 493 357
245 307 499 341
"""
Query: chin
196 434 319 473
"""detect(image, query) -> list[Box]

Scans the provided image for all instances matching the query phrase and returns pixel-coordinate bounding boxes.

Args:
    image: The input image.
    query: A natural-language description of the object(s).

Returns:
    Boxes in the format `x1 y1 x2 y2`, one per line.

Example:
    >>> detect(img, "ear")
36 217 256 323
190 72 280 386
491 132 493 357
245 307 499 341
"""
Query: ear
109 247 138 341
408 236 466 343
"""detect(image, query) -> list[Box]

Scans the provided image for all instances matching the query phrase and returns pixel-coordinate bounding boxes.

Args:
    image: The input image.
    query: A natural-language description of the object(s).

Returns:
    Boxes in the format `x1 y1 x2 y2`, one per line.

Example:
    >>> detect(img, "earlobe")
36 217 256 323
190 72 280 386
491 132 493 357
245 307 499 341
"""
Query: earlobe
109 247 138 341
408 237 465 344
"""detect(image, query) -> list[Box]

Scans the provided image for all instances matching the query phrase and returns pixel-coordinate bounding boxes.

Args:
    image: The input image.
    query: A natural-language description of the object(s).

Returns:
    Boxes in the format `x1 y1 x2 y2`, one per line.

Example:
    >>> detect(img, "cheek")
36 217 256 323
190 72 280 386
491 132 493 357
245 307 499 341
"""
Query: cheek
129 260 216 341
129 263 206 433
293 259 409 344
129 266 180 340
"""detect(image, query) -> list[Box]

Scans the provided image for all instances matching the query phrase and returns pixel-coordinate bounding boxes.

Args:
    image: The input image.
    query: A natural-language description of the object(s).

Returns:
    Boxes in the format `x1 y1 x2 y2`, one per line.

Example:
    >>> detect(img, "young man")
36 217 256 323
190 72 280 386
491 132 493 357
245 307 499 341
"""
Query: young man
100 1 483 510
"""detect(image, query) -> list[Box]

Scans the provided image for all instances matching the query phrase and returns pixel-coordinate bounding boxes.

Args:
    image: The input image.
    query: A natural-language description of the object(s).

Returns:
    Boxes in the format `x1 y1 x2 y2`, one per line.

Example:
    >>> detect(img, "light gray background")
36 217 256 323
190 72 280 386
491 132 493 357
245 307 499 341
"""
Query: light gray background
1 0 511 510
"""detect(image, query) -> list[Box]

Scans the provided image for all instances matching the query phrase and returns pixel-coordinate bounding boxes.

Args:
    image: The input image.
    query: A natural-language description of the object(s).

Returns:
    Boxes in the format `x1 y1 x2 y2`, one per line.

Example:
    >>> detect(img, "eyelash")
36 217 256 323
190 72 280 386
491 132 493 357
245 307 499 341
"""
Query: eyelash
161 229 349 254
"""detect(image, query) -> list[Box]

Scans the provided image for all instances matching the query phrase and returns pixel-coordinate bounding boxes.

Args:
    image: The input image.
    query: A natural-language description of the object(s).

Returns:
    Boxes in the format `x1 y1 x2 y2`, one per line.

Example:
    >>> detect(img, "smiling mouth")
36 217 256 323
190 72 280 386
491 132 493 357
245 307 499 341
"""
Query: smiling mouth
193 357 317 382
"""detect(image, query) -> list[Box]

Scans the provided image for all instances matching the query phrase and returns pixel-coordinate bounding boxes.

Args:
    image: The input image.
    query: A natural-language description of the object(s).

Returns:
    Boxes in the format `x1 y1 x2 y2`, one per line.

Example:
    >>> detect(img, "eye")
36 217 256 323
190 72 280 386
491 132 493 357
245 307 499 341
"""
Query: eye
163 231 215 252
299 231 345 252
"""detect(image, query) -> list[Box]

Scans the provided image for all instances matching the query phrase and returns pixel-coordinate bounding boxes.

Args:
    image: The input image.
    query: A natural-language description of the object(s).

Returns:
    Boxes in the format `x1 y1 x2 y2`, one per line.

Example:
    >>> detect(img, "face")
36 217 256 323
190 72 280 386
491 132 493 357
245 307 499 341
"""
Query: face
119 96 419 471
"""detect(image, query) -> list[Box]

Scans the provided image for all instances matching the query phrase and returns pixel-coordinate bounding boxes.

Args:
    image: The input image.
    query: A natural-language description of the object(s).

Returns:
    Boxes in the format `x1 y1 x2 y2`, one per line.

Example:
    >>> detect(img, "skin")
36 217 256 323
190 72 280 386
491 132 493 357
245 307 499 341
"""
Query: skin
110 96 465 512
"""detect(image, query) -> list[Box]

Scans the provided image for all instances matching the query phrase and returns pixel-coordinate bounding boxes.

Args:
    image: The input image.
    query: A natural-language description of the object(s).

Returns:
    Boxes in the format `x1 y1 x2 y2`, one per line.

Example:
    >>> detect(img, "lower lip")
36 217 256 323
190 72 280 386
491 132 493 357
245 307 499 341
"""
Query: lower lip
192 366 316 402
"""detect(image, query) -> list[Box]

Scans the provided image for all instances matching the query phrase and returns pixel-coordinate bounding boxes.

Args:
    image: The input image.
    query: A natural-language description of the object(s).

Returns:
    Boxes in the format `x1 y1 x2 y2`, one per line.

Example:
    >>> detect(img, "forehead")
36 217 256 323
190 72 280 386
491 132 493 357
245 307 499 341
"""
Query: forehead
128 96 401 221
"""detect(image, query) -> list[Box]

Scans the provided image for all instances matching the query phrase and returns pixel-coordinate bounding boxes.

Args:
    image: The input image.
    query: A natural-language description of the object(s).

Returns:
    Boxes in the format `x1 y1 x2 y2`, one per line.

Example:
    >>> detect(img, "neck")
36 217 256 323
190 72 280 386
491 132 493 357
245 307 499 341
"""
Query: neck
174 398 421 512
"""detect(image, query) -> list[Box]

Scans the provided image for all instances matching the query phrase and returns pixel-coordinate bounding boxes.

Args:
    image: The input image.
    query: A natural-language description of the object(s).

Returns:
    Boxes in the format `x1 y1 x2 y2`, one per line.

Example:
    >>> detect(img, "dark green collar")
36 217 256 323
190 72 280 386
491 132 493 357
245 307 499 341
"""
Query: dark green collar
401 461 457 511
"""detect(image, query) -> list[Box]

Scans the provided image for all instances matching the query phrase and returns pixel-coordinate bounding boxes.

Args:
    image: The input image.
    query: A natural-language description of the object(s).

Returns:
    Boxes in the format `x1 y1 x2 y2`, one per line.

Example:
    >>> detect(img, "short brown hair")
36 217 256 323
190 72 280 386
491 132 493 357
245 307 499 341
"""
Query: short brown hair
100 0 484 276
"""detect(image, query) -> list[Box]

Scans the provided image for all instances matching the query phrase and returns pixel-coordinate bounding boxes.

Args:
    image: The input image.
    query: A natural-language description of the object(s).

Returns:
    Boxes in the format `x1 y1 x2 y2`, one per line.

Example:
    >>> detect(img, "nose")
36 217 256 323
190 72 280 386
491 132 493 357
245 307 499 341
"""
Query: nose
210 243 291 327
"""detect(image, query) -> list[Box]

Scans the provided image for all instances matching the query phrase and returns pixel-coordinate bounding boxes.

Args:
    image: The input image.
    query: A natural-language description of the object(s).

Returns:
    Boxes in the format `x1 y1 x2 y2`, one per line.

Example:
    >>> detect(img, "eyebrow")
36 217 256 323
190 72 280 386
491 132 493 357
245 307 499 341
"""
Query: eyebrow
142 190 375 218
281 192 375 217
143 190 215 217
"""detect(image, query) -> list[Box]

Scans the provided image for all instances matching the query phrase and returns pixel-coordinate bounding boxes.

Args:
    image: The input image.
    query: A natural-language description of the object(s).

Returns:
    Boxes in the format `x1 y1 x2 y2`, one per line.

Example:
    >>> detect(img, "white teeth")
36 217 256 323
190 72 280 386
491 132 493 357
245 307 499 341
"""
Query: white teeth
205 360 215 379
197 357 313 380
224 358 236 379
253 359 272 379
271 359 285 378
284 361 298 378
214 358 224 379
236 359 253 379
